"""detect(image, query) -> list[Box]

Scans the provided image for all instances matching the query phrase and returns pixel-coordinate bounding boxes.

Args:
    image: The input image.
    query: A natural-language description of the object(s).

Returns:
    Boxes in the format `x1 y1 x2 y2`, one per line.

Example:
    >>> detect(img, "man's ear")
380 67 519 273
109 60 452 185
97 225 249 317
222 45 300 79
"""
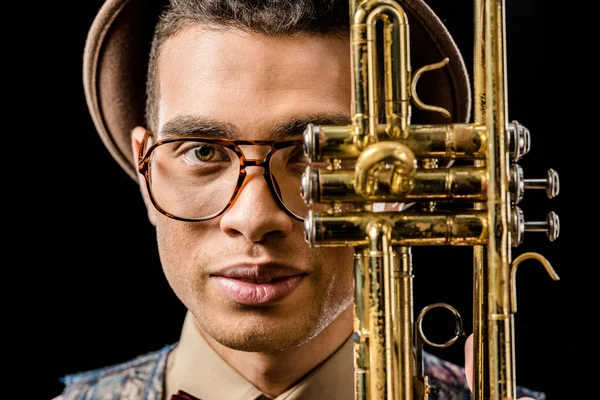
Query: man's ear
131 126 158 227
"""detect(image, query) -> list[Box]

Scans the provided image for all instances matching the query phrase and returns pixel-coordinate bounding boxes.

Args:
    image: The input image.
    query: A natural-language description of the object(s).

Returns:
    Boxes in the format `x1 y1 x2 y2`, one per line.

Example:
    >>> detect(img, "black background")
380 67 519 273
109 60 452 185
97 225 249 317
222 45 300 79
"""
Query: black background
26 0 577 399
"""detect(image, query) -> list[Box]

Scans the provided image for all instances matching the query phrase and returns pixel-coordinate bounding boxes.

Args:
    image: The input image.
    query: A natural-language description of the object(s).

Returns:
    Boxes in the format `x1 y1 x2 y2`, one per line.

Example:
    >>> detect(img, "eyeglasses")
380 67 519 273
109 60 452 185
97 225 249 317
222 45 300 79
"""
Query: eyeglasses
137 130 309 222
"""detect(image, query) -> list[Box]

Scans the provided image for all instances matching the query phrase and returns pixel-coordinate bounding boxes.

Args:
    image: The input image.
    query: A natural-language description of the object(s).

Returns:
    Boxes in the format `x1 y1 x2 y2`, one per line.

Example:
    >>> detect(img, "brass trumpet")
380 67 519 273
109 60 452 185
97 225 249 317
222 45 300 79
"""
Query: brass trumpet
301 0 560 399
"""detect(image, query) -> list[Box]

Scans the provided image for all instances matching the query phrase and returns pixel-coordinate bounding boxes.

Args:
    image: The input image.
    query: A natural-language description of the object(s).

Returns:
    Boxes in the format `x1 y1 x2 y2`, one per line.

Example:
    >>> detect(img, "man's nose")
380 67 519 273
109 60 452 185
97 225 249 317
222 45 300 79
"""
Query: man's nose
219 166 293 242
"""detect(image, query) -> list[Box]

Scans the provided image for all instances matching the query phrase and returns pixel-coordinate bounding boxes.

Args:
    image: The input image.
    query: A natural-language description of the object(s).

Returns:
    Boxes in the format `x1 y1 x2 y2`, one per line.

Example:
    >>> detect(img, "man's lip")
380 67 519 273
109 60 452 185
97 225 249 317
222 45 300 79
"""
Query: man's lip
212 275 306 305
211 264 306 279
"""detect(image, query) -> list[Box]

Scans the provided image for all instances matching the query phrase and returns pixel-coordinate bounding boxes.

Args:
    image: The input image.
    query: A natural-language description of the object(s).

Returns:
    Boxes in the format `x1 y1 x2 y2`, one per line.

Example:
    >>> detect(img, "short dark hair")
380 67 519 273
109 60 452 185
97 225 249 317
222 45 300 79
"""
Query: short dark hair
146 0 350 131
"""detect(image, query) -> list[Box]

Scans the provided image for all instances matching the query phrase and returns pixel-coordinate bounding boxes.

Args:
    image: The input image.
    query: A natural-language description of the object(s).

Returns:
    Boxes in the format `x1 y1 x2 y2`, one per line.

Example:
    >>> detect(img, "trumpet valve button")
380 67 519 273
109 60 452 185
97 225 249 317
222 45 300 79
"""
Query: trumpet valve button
524 211 560 242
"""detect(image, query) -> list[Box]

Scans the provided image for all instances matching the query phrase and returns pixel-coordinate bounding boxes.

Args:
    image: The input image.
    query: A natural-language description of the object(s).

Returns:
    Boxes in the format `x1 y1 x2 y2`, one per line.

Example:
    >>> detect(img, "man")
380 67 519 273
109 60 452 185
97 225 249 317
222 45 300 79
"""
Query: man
57 0 544 399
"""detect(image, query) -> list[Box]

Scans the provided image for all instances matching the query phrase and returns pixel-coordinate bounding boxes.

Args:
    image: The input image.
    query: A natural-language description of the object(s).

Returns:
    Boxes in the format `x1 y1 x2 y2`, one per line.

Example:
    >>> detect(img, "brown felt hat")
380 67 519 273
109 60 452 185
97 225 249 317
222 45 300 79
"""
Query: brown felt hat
83 0 471 180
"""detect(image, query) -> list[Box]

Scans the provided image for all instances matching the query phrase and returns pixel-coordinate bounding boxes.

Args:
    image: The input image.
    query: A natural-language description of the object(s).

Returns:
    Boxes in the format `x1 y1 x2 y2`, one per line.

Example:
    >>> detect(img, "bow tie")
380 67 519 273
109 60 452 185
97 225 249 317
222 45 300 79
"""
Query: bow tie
171 390 201 400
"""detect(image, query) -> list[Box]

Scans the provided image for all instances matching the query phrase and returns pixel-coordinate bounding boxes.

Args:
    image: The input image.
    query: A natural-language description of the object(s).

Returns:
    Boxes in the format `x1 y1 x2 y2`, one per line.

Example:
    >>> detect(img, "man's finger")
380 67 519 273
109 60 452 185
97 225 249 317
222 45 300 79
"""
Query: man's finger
464 333 474 392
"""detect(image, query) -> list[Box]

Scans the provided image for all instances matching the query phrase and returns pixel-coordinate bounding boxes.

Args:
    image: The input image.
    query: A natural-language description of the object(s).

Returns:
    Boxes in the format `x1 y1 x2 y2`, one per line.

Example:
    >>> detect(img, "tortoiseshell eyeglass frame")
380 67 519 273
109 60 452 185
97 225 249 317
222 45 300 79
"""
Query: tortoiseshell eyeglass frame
137 129 306 222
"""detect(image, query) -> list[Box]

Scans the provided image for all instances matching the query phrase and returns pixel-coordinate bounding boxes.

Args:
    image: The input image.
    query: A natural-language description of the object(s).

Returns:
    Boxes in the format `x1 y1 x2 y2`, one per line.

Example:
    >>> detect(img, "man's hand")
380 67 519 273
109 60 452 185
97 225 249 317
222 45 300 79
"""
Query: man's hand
464 334 535 400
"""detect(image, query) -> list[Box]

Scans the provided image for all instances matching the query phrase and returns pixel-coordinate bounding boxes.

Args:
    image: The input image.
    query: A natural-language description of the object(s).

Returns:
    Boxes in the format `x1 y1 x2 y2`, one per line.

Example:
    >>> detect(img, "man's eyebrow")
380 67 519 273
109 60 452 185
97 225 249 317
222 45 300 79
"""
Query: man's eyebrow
158 113 352 140
159 116 238 139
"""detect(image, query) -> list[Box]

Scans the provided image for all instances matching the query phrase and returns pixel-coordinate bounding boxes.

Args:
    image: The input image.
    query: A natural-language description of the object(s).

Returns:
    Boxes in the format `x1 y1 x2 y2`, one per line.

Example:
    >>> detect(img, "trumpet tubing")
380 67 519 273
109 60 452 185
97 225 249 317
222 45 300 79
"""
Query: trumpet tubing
301 0 560 399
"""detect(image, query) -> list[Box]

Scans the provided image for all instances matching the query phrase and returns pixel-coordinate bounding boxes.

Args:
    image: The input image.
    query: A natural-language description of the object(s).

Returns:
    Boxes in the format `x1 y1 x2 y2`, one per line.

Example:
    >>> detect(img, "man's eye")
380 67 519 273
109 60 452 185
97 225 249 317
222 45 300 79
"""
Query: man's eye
182 145 231 164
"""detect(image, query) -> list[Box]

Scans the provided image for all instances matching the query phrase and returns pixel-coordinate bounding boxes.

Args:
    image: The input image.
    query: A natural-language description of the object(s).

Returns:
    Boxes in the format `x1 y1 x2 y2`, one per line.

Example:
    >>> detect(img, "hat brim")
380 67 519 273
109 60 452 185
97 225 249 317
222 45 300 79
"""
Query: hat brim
83 0 471 180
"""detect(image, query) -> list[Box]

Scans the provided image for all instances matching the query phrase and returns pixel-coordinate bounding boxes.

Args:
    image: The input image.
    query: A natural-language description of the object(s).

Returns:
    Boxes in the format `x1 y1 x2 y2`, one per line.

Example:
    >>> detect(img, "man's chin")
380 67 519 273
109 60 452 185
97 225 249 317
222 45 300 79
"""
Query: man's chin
200 312 321 353
219 332 307 352
214 326 313 352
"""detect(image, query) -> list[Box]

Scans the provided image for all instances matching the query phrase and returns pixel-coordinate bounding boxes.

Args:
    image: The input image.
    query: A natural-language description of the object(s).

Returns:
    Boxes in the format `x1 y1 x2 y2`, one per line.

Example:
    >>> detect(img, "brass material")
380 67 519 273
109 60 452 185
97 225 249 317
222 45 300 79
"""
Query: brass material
473 0 514 397
302 166 488 204
301 0 560 399
349 0 411 144
354 141 416 196
304 123 489 162
304 211 488 247
510 252 560 313
410 58 452 118
304 120 532 164
416 303 464 349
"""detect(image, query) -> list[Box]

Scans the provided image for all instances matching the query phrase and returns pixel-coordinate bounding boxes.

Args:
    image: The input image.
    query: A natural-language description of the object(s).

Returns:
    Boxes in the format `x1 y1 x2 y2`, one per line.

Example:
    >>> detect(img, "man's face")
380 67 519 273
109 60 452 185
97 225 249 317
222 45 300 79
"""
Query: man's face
145 26 355 352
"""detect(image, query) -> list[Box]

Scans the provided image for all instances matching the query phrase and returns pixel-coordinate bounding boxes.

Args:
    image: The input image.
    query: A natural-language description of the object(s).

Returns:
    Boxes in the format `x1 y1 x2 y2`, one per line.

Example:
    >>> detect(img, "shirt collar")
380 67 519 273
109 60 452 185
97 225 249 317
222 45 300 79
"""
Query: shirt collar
165 311 354 400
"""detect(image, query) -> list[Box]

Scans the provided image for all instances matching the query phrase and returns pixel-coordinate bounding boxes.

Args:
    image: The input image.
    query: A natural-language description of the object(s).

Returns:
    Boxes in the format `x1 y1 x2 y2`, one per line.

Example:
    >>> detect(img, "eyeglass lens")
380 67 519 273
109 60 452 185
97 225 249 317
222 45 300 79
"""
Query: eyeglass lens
147 141 309 220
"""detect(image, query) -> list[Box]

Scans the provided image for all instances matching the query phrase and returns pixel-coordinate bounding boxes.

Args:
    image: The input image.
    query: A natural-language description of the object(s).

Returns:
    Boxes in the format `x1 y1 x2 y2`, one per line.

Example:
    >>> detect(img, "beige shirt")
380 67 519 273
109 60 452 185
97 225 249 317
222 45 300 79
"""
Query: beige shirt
165 311 354 400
